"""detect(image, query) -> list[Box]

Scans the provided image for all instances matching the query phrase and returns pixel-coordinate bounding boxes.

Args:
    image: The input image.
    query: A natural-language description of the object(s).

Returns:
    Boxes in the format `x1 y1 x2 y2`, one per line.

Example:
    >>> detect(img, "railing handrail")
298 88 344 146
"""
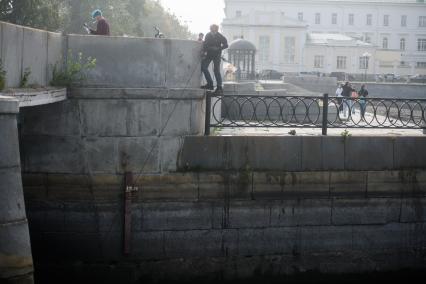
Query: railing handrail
204 92 426 136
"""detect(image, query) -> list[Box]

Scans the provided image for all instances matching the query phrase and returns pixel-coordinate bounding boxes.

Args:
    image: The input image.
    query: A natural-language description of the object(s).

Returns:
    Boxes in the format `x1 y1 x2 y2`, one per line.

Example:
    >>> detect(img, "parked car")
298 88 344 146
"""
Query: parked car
329 72 355 81
383 73 400 82
409 74 426 83
259 69 284 80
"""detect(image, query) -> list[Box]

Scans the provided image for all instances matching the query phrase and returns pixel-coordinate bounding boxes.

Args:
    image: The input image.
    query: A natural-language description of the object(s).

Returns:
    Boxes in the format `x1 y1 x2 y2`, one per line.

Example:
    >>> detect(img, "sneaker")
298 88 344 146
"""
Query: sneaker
201 84 214 90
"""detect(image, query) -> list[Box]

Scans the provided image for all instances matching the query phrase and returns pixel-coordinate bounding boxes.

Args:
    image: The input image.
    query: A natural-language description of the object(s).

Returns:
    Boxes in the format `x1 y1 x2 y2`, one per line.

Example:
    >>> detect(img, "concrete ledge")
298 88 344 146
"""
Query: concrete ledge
0 96 19 114
4 88 66 108
70 88 205 100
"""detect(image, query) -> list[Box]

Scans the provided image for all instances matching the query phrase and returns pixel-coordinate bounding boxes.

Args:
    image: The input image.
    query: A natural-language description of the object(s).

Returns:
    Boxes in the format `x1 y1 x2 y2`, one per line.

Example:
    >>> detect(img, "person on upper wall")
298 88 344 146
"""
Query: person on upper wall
201 24 228 94
88 9 110 36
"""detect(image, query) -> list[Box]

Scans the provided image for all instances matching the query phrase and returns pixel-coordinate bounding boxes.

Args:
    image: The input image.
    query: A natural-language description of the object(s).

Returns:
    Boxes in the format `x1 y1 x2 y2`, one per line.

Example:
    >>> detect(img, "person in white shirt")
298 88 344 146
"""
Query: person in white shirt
335 84 344 114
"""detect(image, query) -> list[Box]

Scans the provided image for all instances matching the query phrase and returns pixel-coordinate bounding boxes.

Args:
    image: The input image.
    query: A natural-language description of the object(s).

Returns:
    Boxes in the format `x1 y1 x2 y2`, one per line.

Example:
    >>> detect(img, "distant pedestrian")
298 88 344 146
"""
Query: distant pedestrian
201 24 228 94
87 9 110 36
358 84 369 118
335 83 343 112
198 33 204 42
342 82 354 117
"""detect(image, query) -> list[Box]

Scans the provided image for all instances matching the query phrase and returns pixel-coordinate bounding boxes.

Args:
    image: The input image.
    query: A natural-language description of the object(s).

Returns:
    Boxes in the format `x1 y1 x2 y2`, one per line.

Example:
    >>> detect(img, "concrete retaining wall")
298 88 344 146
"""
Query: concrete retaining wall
22 169 426 283
20 132 426 282
284 76 337 96
0 96 34 283
0 21 63 88
0 22 202 89
350 83 426 99
19 88 206 174
179 136 426 172
67 35 202 88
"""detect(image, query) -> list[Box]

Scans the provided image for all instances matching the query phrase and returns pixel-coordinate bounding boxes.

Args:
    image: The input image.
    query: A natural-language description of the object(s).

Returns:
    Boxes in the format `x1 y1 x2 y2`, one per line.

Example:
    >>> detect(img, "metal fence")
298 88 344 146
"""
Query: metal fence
205 93 426 135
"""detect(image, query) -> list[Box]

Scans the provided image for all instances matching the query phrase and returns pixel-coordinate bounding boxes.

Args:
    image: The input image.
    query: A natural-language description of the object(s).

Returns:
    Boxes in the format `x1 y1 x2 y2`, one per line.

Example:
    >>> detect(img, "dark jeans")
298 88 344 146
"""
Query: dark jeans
201 56 222 88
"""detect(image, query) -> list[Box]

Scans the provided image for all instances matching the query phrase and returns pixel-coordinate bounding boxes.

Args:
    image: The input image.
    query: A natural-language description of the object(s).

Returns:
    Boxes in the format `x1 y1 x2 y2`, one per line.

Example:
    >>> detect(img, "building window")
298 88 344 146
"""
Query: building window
259 36 270 61
366 14 372 26
418 39 426 51
417 62 426 68
382 37 388 49
364 34 371 43
332 13 337 25
315 13 321 24
284 37 296 64
349 14 354 25
401 15 407 27
419 16 426 27
236 10 242 17
383 15 389 26
314 55 324 68
337 56 347 69
298 12 303 21
359 57 369 69
400 38 406 50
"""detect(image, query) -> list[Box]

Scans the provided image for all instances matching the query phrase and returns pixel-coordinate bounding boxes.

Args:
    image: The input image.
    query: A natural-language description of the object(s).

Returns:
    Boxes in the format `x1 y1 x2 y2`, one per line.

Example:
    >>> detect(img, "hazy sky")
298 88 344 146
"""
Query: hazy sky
160 0 225 33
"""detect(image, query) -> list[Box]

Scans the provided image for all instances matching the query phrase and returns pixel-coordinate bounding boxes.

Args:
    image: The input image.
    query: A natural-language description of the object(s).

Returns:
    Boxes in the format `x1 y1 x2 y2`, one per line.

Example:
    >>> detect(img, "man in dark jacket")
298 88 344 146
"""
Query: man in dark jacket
341 82 354 117
201 24 228 93
89 9 110 36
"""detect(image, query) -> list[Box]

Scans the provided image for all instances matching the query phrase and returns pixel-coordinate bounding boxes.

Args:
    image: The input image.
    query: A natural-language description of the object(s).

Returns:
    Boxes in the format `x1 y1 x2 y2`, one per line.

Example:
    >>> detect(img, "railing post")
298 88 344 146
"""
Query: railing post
205 92 211 136
322 93 329 136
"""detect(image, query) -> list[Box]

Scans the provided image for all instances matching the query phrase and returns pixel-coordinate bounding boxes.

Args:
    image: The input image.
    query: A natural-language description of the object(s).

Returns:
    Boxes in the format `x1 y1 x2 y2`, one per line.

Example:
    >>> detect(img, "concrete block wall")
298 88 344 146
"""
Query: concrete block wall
20 128 426 282
284 76 338 96
67 35 202 88
0 96 34 283
353 83 426 99
19 88 206 174
0 21 63 88
179 136 426 172
0 22 202 89
22 169 426 282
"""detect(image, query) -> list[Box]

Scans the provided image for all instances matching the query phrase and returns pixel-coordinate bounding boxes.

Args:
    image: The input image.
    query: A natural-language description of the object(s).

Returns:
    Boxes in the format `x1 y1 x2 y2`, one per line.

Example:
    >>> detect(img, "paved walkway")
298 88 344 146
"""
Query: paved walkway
215 127 424 136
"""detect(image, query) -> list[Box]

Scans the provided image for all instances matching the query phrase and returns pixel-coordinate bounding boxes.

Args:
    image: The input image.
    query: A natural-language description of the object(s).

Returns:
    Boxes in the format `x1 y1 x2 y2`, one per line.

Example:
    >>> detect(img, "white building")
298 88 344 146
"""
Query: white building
222 0 426 75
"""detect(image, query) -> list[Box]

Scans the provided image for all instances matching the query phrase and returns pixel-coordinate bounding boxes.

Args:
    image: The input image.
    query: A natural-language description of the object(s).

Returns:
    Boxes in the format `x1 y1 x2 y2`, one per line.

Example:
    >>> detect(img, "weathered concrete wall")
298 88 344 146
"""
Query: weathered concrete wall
350 83 426 99
22 169 426 283
0 22 202 89
179 136 426 172
19 88 205 174
19 130 426 282
284 76 337 96
67 35 202 88
0 21 63 88
284 76 426 99
0 96 34 283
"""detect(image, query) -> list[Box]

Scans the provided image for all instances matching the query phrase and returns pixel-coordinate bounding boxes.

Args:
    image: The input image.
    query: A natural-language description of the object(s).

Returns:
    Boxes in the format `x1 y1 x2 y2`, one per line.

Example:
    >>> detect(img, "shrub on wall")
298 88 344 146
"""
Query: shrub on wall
50 50 96 87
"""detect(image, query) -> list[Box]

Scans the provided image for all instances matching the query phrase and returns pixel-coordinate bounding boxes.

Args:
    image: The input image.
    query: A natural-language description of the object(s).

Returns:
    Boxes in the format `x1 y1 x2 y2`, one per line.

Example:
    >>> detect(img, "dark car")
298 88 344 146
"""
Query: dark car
259 69 284 80
329 72 355 81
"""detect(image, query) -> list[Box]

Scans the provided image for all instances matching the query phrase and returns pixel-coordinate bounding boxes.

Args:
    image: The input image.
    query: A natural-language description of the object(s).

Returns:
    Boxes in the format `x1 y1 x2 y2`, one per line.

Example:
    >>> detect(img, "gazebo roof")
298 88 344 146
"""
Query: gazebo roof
228 39 256 51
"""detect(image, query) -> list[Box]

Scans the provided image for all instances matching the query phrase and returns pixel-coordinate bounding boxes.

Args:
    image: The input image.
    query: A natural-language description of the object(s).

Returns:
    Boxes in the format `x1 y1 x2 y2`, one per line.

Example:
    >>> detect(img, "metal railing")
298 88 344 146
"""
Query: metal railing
204 93 426 135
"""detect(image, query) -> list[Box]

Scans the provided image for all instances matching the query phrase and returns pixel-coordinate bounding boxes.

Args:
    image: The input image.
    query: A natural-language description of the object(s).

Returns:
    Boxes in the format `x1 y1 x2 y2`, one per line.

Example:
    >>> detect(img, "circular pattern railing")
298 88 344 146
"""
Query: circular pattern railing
207 94 426 132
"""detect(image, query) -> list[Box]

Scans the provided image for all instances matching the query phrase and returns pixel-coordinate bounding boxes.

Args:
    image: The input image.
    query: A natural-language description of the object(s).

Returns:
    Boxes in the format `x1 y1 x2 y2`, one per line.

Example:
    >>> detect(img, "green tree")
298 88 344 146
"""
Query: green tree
0 0 193 39
0 0 66 31
66 0 192 38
